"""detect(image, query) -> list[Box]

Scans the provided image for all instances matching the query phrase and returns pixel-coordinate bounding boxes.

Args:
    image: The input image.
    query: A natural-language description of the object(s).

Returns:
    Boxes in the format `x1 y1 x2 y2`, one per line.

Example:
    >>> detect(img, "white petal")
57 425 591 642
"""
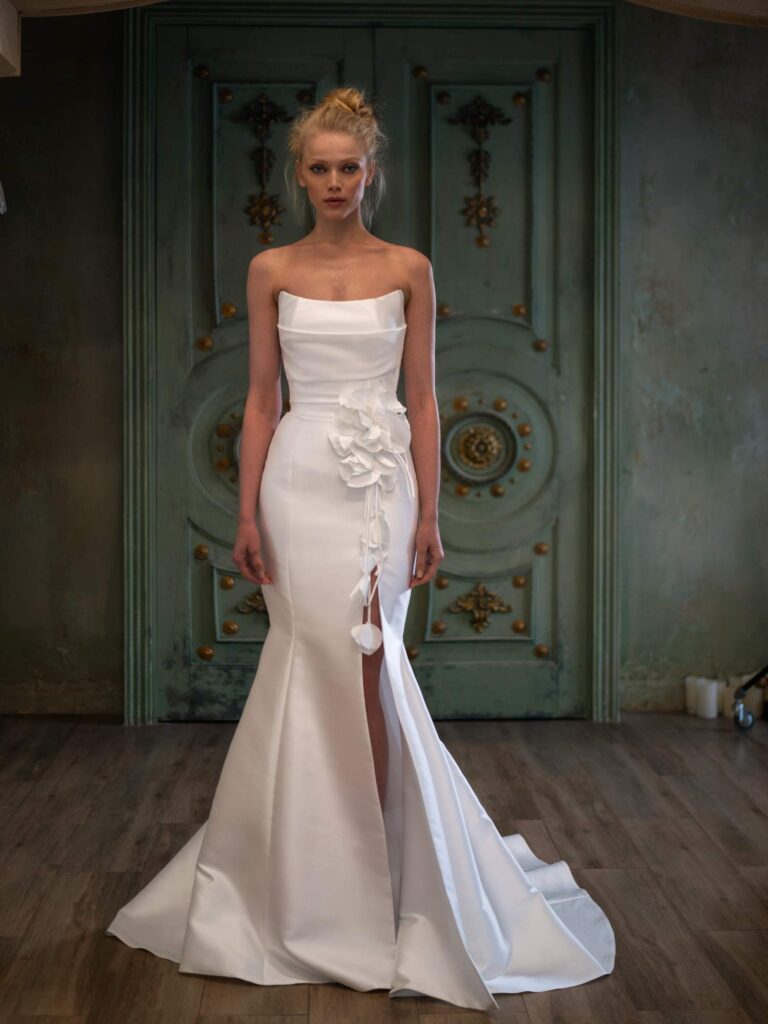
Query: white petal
351 621 383 654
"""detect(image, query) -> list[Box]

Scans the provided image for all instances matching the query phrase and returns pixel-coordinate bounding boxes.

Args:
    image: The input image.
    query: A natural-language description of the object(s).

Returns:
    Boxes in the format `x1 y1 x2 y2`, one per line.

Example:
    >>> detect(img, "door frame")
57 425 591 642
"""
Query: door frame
123 0 621 724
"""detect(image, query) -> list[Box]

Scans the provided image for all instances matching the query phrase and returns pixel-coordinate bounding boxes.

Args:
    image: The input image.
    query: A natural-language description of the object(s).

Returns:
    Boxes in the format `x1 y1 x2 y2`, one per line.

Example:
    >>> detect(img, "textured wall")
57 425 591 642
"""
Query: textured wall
0 13 124 714
618 4 768 708
0 6 766 715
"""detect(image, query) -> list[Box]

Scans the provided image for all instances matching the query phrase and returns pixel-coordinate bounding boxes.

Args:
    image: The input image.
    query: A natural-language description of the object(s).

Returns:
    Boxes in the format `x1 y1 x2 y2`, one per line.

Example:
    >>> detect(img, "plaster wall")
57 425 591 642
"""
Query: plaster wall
0 13 124 714
618 3 768 708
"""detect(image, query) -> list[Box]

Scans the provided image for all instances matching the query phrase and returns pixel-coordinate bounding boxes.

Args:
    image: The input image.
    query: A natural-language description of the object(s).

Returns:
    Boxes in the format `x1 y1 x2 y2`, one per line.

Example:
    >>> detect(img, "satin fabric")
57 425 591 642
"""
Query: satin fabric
105 289 615 1010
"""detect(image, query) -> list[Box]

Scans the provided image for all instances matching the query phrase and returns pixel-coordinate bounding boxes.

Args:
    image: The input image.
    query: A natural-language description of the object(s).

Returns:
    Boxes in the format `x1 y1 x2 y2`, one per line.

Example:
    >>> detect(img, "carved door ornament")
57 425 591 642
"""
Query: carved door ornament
446 94 512 248
447 581 512 634
231 92 294 244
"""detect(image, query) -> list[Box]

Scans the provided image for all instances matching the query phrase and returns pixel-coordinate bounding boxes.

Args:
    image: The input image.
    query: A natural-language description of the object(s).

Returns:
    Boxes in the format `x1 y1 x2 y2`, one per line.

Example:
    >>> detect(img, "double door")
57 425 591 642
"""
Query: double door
152 21 597 720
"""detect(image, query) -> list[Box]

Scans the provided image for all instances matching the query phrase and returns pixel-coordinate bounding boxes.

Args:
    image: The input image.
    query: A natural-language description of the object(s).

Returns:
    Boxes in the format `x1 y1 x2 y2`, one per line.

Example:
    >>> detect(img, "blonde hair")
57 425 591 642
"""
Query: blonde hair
284 86 388 229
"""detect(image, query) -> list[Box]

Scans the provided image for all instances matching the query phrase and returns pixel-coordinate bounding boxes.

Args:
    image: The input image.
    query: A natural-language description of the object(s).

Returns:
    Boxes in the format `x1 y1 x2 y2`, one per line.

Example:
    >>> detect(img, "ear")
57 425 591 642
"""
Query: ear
366 159 376 187
295 158 306 189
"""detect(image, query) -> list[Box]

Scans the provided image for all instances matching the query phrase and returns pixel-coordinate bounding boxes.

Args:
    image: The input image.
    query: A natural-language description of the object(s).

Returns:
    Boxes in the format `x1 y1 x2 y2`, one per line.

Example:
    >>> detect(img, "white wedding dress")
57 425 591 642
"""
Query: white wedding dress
106 288 615 1011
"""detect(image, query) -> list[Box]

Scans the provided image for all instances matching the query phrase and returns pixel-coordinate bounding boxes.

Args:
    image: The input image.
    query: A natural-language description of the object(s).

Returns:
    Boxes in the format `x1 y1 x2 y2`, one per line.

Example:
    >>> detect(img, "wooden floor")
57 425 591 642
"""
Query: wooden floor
1 710 768 1023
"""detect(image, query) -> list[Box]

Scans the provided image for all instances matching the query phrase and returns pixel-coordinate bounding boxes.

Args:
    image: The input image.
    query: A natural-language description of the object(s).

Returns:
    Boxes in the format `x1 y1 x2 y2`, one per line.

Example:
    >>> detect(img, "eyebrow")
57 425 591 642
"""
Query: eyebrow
307 156 363 162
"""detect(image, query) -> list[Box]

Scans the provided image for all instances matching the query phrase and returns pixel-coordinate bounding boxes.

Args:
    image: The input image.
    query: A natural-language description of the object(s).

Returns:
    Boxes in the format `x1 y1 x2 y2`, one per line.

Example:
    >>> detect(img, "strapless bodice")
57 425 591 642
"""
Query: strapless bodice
276 289 407 416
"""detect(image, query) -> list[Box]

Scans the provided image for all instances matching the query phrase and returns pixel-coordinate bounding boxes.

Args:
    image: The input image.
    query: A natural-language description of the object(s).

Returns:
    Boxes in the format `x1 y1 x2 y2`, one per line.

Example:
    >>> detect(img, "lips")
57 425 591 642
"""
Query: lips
324 198 344 204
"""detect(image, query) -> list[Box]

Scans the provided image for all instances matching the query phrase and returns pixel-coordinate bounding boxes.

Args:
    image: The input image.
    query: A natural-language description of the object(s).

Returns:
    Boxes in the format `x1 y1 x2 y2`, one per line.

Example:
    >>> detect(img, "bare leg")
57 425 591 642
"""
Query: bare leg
362 566 388 809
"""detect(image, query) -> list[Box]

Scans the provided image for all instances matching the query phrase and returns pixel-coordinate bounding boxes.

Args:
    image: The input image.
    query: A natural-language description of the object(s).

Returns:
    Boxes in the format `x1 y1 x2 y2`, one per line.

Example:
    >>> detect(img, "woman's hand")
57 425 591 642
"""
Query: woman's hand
233 519 273 585
409 518 444 588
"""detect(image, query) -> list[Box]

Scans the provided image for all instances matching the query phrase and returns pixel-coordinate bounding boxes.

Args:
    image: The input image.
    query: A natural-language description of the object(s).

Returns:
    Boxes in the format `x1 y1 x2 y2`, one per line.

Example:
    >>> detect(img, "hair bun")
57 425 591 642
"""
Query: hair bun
320 86 374 123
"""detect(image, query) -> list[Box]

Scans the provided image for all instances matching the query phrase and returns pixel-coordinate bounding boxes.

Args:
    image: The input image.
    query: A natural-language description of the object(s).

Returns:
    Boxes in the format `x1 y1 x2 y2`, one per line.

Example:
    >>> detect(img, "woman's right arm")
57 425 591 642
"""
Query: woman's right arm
232 251 282 585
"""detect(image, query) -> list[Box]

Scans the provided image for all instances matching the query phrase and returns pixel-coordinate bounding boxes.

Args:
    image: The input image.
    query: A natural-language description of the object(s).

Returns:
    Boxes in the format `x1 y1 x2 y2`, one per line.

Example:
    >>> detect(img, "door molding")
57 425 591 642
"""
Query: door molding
124 0 620 723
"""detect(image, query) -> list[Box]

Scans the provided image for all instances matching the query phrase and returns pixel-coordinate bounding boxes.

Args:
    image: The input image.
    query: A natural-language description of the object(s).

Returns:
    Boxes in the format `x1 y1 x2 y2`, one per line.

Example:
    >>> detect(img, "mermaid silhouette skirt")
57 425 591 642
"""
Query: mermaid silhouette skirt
105 289 615 1011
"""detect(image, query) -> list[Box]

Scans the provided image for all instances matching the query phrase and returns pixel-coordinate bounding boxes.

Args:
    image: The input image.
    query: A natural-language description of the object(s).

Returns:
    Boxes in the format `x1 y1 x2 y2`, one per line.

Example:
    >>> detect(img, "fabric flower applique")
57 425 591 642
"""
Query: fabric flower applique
328 381 416 654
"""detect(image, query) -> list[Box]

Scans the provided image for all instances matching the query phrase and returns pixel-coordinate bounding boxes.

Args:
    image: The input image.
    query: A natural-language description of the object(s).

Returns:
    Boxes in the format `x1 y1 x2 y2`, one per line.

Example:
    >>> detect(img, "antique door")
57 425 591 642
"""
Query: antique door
151 21 597 721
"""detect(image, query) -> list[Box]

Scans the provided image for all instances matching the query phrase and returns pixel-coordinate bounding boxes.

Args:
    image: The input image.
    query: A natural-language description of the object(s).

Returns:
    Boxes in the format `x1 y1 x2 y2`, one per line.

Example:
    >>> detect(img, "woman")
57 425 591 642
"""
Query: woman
106 86 615 1012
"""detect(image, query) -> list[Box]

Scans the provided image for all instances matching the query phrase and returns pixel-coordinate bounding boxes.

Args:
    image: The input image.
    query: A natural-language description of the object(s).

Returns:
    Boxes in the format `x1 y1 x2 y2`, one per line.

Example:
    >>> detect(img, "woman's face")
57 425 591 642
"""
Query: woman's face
296 131 374 220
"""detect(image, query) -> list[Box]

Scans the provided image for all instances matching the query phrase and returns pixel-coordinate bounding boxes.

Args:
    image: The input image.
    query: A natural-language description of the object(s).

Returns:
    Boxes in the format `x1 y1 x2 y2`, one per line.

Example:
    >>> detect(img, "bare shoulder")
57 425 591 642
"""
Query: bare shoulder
384 241 432 272
248 247 275 280
248 244 294 275
249 241 313 286
382 242 433 302
247 245 294 302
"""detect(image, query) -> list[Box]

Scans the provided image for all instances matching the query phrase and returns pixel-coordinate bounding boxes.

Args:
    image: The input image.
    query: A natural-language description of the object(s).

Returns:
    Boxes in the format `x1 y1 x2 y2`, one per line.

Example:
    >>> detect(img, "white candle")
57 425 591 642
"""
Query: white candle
696 678 719 719
684 675 700 714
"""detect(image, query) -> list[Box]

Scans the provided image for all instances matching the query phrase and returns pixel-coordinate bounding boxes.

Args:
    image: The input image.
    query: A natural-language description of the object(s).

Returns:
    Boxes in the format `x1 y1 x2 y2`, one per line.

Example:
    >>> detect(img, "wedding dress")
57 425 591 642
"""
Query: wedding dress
105 288 615 1011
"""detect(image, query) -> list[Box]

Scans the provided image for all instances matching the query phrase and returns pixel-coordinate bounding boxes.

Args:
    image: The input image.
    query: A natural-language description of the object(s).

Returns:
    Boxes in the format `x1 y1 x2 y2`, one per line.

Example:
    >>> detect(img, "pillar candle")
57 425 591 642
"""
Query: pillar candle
696 678 719 719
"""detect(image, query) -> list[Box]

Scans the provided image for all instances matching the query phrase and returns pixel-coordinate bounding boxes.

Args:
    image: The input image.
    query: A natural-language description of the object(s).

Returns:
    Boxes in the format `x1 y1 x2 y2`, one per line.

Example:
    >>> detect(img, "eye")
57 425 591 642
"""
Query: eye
308 162 359 174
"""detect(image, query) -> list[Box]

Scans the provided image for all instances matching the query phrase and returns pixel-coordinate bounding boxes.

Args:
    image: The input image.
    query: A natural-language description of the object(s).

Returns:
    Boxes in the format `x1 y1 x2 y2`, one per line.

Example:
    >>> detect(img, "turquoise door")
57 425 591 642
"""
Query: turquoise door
152 22 596 721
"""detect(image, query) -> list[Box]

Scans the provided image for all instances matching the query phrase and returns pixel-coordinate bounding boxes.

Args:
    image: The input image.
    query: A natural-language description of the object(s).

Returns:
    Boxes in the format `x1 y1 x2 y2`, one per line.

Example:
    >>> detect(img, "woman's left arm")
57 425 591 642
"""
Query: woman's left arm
402 250 444 588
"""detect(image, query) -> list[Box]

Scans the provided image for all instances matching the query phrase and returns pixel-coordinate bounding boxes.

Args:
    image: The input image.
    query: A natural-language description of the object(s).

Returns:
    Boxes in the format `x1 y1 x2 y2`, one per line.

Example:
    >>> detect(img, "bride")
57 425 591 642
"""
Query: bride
105 85 615 1012
234 87 443 812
